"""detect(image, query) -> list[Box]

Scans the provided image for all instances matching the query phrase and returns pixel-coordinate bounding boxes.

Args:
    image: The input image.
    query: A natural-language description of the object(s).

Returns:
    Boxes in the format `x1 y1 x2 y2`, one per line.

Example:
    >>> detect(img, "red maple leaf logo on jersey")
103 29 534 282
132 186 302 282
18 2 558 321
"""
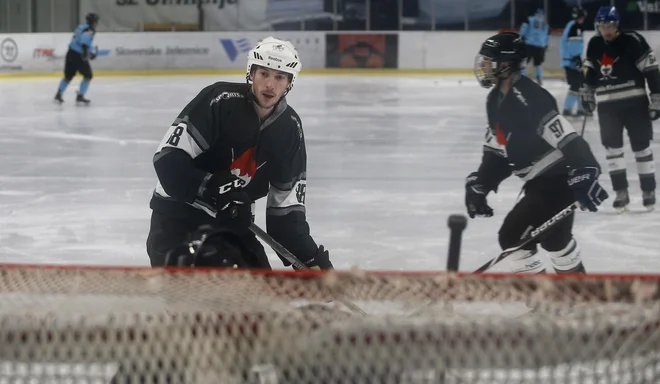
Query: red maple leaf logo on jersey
495 123 508 146
230 147 257 185
598 53 618 79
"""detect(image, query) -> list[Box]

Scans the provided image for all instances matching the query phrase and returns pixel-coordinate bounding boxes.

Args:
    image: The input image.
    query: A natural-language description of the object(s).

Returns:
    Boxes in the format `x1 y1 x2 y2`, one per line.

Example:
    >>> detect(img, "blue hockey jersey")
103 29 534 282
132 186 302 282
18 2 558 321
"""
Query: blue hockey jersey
520 15 549 48
560 20 584 69
68 23 96 55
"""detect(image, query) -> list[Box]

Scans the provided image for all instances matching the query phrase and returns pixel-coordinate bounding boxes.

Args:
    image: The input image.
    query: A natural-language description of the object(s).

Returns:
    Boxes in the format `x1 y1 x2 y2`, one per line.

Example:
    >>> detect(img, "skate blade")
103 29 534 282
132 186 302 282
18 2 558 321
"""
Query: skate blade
614 205 629 214
645 205 655 212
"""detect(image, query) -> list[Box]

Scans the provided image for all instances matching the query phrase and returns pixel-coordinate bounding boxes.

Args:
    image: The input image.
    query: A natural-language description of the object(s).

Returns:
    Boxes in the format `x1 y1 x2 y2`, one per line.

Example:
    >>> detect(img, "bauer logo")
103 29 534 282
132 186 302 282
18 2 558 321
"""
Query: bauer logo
220 38 252 62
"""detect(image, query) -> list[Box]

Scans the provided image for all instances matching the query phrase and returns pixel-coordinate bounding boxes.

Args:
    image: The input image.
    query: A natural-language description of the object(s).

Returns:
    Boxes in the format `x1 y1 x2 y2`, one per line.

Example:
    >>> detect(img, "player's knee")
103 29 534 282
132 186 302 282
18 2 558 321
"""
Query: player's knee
64 74 74 82
84 75 93 82
631 139 652 153
498 224 531 250
543 238 583 273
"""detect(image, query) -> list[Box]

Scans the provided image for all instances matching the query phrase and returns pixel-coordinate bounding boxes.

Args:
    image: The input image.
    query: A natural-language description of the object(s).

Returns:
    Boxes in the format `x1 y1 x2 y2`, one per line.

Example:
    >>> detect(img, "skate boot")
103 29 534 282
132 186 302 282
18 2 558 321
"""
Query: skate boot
76 93 90 105
613 189 630 213
536 76 543 86
54 91 64 104
642 190 655 212
562 109 574 117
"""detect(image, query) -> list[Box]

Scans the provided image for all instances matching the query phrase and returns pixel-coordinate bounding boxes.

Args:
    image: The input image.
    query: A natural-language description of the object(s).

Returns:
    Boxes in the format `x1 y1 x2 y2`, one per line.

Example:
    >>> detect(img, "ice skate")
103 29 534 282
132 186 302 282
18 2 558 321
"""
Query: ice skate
76 93 90 105
642 190 655 212
54 91 64 104
613 189 630 213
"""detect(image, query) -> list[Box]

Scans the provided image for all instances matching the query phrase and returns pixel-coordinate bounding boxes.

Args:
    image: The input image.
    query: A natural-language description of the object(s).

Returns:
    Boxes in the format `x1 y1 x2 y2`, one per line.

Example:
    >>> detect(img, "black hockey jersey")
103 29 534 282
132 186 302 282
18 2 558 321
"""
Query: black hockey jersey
150 81 318 264
584 30 660 104
477 75 599 191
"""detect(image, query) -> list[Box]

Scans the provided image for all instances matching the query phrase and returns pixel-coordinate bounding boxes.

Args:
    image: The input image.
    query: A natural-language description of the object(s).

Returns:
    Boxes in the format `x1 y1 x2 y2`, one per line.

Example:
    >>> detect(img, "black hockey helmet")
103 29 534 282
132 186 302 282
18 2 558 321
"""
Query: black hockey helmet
163 225 250 268
85 12 99 26
474 32 526 88
572 6 587 20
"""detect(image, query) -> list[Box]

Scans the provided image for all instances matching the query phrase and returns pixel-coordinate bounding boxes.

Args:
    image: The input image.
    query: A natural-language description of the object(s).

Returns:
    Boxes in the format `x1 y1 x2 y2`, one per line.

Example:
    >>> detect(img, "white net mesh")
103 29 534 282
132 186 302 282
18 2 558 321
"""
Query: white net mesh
1 265 659 383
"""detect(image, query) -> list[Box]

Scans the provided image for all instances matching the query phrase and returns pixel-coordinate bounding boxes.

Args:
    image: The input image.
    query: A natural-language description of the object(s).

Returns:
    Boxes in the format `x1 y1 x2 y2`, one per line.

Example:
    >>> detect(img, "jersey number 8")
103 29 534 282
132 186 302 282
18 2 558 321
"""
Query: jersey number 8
167 125 185 146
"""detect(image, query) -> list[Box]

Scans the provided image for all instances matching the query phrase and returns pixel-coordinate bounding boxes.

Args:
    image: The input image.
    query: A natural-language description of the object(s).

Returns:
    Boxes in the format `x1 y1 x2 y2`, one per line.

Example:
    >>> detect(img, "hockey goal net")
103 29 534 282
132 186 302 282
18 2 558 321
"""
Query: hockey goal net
1 265 659 384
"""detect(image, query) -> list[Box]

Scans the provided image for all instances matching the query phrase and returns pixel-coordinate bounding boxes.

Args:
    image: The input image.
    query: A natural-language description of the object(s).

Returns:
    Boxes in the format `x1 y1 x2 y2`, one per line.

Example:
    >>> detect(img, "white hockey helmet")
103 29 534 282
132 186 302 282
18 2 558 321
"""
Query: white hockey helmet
246 37 302 92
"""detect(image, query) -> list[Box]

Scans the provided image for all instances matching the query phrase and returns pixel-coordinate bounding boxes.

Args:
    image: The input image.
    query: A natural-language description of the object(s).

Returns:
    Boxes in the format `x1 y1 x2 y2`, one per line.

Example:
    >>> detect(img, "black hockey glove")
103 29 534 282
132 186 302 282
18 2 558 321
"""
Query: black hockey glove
567 167 609 212
89 46 99 60
649 94 660 121
572 56 582 70
465 172 493 219
202 172 253 228
295 245 333 271
579 85 596 113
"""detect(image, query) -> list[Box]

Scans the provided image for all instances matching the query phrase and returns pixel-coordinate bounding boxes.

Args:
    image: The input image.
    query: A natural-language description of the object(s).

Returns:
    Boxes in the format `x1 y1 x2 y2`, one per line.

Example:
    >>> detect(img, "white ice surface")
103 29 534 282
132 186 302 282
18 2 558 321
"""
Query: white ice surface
0 75 658 273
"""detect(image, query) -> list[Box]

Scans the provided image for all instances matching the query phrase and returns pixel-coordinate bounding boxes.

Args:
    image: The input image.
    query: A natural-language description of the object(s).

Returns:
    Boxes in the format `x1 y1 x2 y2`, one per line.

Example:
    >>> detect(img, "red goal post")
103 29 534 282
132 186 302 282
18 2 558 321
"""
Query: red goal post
1 263 659 383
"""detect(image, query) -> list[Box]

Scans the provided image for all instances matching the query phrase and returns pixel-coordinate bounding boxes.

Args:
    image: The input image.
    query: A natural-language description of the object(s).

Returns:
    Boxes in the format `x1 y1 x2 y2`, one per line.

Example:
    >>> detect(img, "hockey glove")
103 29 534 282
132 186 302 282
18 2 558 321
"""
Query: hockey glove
465 172 494 219
202 172 253 228
649 94 660 121
567 167 609 212
579 85 596 113
572 56 583 70
295 245 333 271
89 46 99 60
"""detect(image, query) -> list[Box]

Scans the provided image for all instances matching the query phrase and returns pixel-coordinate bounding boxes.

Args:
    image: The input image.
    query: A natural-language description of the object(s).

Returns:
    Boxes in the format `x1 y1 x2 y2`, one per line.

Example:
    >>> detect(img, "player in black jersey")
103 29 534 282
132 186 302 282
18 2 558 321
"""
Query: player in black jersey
580 6 658 212
467 32 608 274
145 36 332 270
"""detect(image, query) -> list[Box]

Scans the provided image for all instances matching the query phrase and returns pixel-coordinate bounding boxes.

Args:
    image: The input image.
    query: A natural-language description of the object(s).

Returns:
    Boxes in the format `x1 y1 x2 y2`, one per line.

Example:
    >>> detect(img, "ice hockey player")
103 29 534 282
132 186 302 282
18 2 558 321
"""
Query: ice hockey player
467 32 608 275
580 6 658 212
146 36 333 271
560 6 587 117
54 12 99 105
520 8 549 85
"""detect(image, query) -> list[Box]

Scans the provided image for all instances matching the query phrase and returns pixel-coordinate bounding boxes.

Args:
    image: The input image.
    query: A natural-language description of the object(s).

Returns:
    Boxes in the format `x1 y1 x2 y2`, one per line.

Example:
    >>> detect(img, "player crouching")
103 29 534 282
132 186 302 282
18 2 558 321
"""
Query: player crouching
466 32 608 275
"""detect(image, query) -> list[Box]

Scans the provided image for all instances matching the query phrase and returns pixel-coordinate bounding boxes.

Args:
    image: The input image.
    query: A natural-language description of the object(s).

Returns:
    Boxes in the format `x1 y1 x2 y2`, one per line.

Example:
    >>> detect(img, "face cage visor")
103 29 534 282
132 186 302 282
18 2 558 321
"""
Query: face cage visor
474 54 498 88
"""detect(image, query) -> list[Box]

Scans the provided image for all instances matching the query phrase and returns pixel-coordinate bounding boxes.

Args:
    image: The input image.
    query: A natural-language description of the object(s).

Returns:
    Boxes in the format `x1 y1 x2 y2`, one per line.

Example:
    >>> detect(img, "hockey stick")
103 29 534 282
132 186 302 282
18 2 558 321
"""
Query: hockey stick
579 113 588 136
474 201 580 273
248 223 368 316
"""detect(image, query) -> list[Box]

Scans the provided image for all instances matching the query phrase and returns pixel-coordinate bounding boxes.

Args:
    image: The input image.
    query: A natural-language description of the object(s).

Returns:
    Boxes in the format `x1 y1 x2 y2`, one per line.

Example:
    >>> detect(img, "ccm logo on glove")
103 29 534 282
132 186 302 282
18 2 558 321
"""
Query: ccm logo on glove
218 178 245 194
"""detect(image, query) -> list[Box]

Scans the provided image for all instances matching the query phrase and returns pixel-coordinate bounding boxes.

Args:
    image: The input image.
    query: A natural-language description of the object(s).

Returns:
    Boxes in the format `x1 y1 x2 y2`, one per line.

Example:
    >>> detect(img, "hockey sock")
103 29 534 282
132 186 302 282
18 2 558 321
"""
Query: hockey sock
576 97 584 112
79 79 91 96
635 147 656 192
508 249 545 274
521 67 528 76
563 94 577 112
535 66 543 80
58 79 70 93
547 238 584 273
606 147 628 191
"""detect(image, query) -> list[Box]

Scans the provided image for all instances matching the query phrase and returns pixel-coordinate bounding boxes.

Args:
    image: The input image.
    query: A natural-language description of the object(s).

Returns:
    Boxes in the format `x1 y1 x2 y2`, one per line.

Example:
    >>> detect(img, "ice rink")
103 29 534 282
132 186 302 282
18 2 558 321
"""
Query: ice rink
0 74 658 273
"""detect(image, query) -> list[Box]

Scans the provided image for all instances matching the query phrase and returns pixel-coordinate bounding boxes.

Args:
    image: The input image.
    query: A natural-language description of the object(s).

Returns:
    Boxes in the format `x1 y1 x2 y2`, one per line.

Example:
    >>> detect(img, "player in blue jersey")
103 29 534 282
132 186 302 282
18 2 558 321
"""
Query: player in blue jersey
54 13 99 105
520 9 550 85
560 7 588 117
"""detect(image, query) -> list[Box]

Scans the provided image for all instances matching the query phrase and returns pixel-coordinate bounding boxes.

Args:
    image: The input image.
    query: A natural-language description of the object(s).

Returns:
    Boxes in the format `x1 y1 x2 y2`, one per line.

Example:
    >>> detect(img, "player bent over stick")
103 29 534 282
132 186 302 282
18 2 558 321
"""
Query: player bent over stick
465 32 608 274
145 37 332 271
